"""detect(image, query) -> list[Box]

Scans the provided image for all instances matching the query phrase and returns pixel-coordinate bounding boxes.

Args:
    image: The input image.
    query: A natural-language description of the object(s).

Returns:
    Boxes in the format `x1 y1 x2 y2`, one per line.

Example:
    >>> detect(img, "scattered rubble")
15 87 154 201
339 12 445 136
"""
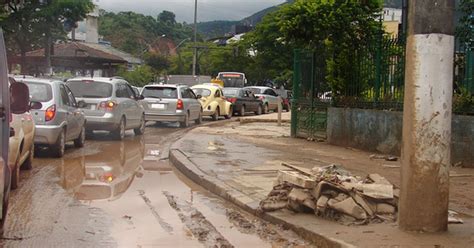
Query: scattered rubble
260 164 399 225
369 154 398 161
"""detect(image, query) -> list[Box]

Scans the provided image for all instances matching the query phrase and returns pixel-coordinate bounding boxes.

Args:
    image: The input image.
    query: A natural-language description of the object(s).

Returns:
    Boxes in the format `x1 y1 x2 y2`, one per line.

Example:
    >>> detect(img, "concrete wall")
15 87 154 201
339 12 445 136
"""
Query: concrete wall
327 108 474 167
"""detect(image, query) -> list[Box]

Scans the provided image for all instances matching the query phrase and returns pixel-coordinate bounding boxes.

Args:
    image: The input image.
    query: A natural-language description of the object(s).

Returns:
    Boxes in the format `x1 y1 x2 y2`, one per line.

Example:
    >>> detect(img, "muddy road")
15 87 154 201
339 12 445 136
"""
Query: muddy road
1 122 312 247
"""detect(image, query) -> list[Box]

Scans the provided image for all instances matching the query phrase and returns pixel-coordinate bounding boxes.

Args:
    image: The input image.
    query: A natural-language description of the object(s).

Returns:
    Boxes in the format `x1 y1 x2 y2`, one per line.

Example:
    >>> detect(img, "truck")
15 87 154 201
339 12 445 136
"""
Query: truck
164 75 212 87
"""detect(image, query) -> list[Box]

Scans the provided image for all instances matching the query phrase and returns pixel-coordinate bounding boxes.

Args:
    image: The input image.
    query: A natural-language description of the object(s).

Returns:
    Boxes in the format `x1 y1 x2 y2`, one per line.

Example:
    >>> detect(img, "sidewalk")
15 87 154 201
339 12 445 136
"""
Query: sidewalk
170 114 474 247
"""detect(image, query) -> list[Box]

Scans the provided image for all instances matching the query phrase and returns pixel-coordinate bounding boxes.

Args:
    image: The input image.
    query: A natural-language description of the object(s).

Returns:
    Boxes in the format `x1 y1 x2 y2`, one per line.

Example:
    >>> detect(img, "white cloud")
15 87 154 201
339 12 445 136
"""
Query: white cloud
95 0 286 23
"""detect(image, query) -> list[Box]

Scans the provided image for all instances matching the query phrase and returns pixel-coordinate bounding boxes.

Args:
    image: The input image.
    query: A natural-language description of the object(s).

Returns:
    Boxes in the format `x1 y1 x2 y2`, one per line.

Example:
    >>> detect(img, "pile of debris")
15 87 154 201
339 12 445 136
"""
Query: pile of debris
259 164 399 225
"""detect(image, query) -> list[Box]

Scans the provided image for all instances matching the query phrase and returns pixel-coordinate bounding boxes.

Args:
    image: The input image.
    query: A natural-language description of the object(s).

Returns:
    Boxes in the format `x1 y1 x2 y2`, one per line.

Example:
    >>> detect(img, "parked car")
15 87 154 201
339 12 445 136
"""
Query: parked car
191 84 233 121
66 77 145 140
222 87 263 116
141 84 202 127
244 86 281 114
16 77 87 158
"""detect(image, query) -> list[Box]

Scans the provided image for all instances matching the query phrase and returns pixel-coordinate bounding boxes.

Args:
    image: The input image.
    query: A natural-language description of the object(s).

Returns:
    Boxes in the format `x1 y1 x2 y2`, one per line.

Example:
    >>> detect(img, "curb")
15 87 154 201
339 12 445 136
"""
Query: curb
238 118 291 124
170 148 355 248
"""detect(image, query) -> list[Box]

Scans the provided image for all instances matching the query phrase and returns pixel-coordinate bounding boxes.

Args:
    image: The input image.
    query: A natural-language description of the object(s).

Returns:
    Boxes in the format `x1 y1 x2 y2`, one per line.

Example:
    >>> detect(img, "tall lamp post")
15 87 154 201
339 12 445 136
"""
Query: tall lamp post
192 0 198 76
172 38 191 74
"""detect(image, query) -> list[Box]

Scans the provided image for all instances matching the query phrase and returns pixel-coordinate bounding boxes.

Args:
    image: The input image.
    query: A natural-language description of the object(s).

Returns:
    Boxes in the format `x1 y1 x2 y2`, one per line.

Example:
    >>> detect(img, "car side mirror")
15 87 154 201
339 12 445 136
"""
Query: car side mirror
77 100 86 108
136 95 145 100
29 101 42 110
10 80 30 114
196 95 202 99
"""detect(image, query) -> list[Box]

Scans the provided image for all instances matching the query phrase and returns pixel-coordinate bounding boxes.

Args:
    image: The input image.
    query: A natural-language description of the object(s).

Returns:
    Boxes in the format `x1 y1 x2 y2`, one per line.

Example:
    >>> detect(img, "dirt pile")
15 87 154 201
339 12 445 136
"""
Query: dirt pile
260 164 399 225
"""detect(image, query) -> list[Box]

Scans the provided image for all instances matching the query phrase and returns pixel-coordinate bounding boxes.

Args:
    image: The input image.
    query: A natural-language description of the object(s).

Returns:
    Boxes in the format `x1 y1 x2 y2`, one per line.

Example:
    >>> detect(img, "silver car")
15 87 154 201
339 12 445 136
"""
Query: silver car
141 84 202 127
66 77 146 140
244 86 281 114
17 77 86 158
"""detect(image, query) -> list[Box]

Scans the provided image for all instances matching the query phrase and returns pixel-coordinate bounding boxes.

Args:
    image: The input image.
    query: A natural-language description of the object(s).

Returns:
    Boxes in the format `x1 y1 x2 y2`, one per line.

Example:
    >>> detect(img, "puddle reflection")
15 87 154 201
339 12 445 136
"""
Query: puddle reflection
59 136 145 201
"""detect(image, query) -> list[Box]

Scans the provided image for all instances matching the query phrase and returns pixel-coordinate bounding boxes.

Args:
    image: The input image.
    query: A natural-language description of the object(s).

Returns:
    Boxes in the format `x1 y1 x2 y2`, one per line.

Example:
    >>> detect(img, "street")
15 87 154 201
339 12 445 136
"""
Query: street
1 121 311 247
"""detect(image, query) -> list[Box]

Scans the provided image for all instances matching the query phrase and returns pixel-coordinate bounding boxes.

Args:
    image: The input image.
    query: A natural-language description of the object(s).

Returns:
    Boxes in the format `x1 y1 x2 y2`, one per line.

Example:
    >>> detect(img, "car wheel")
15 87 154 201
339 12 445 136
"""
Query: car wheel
263 104 269 114
179 113 189 128
239 105 245 117
225 106 233 119
52 129 66 158
211 108 219 121
11 160 20 190
134 115 146 135
112 117 126 140
255 105 263 115
74 126 86 148
195 111 202 125
21 144 34 170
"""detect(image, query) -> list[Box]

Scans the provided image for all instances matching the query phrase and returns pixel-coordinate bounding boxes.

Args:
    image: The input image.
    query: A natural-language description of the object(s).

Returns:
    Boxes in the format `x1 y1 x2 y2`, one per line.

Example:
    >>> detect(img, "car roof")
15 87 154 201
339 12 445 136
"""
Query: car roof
143 84 182 88
245 86 271 89
13 77 62 85
223 87 242 90
192 84 220 90
67 77 123 84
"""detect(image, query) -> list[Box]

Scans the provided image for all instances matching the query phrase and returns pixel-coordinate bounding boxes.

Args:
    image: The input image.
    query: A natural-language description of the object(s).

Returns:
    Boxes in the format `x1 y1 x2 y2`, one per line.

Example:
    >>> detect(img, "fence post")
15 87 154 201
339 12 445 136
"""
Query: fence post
466 48 474 93
291 49 301 138
374 32 383 107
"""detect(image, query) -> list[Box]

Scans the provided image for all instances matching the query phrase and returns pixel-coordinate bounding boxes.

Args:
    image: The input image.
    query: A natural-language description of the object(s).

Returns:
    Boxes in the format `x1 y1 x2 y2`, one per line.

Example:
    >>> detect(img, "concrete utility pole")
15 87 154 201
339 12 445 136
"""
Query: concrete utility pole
399 1 455 232
192 0 198 76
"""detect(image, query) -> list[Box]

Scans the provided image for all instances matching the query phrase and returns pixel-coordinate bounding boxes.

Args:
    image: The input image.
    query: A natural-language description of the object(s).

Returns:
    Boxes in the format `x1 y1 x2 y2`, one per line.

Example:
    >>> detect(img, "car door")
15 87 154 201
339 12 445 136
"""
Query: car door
124 83 142 127
180 87 195 119
65 84 84 138
214 88 226 114
264 89 279 110
115 83 134 128
59 84 77 141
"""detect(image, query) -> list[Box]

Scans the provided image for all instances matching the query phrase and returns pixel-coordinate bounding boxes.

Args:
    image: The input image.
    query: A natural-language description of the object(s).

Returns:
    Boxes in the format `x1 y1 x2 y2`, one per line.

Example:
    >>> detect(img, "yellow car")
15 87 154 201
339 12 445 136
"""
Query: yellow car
191 84 233 121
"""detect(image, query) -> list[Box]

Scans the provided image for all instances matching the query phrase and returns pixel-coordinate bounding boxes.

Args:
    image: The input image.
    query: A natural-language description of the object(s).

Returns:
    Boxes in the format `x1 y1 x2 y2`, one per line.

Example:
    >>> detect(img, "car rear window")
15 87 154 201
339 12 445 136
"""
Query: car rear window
67 80 113 98
142 87 178 99
24 82 53 102
223 88 240 97
246 88 263 94
192 88 211 97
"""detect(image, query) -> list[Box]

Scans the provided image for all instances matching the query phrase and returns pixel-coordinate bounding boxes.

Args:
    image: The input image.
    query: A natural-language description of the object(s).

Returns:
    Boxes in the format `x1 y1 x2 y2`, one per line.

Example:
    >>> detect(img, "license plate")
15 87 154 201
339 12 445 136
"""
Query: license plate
90 105 97 110
151 103 165 109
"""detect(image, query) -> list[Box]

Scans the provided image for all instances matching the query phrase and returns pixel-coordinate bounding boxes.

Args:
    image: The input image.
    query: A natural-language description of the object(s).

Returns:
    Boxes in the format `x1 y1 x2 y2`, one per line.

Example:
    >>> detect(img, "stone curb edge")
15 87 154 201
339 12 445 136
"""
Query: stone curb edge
169 148 355 248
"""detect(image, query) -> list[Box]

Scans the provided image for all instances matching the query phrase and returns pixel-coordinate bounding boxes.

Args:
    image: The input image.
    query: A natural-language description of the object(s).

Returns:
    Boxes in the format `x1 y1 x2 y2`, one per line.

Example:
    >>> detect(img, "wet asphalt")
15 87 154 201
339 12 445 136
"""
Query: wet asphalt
0 120 310 248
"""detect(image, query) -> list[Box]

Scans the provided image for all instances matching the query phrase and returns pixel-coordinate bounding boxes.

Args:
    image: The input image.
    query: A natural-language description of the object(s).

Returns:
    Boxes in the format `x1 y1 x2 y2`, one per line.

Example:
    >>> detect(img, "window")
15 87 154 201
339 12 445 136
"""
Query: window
192 88 211 97
60 85 70 106
24 82 53 102
65 85 77 107
116 84 132 98
67 80 113 98
215 89 221 97
124 84 136 99
142 87 178 99
180 88 194 99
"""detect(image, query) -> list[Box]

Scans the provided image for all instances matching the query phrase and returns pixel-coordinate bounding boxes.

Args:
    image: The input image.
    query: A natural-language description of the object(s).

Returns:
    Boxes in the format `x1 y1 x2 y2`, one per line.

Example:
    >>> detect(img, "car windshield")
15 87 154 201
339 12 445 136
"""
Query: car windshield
67 80 113 98
192 88 211 97
246 88 263 94
142 87 177 99
223 88 240 97
23 82 53 102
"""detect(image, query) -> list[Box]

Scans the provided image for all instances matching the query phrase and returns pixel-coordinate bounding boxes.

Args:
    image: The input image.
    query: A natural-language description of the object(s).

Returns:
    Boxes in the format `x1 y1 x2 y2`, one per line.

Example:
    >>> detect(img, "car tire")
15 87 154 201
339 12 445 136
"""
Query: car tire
225 106 233 119
179 113 189 128
239 105 245 117
52 129 66 158
21 144 34 170
112 117 126 140
263 104 269 114
195 111 202 125
134 115 146 135
74 126 86 148
255 105 262 115
211 108 219 121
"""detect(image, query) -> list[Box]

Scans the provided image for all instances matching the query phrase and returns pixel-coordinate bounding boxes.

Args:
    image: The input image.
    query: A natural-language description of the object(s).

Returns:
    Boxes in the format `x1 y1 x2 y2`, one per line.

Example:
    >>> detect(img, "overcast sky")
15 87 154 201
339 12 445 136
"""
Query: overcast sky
95 0 286 23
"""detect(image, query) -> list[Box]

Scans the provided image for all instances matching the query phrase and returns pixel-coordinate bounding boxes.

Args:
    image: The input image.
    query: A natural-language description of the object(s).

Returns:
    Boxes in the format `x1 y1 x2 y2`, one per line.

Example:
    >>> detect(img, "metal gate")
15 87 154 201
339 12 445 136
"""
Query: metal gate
291 50 330 139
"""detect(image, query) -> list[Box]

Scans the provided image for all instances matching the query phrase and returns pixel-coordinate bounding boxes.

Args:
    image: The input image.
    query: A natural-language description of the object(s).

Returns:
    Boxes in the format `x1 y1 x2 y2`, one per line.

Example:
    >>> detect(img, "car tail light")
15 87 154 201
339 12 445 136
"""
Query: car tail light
177 99 184 110
100 172 115 183
45 104 56 122
227 98 237 103
98 101 117 111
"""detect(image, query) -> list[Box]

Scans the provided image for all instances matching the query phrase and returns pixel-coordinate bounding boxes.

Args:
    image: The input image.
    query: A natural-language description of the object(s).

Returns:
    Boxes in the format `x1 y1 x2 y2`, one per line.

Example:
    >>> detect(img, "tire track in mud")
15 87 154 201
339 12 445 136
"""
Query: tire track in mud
137 190 174 233
163 191 234 248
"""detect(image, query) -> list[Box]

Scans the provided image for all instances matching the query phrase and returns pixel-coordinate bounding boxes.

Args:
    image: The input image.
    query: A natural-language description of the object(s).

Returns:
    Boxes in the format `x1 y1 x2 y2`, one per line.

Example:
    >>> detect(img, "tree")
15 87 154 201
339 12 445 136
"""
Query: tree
158 10 176 25
117 65 154 87
143 52 171 74
0 0 94 73
457 0 474 48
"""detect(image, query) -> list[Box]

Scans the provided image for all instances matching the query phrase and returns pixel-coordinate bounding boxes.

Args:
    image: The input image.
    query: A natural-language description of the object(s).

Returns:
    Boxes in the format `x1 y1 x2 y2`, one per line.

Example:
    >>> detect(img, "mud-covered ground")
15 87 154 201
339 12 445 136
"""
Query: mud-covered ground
1 121 314 247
